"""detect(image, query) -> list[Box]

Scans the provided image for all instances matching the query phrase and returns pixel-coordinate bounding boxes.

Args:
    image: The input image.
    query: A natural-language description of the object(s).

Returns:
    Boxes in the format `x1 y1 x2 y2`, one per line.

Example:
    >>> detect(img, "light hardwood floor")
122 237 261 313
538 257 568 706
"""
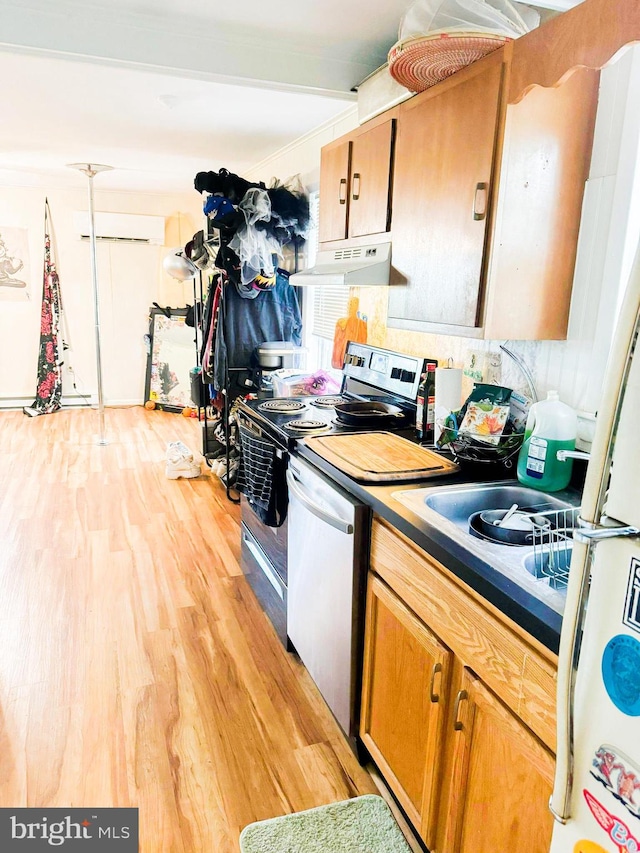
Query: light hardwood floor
0 406 375 851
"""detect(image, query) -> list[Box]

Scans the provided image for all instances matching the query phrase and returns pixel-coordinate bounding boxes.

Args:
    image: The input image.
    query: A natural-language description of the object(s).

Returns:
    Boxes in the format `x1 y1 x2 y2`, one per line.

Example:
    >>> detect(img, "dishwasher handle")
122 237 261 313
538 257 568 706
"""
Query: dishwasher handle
286 470 354 535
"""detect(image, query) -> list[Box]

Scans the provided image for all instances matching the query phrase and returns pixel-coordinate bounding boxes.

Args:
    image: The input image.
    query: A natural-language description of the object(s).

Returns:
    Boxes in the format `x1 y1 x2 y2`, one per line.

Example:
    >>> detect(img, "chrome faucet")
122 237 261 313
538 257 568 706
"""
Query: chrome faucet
557 450 591 462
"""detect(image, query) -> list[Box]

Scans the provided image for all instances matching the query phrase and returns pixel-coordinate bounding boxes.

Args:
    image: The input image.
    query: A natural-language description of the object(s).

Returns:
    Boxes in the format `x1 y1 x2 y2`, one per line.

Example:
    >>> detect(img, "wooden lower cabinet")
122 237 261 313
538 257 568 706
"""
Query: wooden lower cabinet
360 571 555 853
360 574 451 849
439 667 555 853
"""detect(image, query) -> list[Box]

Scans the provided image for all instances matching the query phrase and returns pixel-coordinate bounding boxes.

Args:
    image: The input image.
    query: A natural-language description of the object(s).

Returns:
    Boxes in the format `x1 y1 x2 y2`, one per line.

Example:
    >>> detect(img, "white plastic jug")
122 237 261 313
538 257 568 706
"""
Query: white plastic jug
516 391 577 491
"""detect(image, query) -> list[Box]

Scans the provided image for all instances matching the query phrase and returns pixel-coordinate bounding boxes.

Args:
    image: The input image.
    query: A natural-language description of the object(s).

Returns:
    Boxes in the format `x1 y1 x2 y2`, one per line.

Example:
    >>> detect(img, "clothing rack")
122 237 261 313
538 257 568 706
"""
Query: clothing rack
193 169 308 503
192 273 202 373
198 261 242 504
220 274 241 504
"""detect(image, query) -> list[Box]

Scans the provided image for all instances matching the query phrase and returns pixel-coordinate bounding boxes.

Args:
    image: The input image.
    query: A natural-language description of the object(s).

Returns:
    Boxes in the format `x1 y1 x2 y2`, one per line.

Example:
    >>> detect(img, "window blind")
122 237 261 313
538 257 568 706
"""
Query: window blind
302 191 349 341
312 286 350 340
303 192 350 341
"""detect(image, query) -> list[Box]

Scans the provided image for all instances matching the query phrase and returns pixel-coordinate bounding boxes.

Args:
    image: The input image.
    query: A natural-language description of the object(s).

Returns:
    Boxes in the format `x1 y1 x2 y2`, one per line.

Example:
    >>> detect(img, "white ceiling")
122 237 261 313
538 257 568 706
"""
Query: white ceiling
0 50 355 193
0 0 583 194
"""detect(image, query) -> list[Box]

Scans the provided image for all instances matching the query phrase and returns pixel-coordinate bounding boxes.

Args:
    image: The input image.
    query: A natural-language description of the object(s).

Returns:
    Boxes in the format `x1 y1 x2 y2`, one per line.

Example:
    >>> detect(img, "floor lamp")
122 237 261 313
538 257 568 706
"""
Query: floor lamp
67 163 113 446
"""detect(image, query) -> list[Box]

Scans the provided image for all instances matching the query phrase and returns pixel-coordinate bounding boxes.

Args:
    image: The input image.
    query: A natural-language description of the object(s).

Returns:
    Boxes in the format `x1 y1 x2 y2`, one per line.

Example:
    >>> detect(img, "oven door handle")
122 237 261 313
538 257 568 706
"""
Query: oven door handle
286 470 354 535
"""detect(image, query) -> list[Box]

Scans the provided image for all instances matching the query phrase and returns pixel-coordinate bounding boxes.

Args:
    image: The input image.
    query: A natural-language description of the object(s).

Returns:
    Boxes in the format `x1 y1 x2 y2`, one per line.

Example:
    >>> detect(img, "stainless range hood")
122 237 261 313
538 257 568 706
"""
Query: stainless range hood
290 242 391 287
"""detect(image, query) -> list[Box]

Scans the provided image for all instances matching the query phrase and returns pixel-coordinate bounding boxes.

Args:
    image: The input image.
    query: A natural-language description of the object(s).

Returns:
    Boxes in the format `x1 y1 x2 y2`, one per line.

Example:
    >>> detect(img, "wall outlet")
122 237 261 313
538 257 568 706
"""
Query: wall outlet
463 350 502 385
485 351 502 385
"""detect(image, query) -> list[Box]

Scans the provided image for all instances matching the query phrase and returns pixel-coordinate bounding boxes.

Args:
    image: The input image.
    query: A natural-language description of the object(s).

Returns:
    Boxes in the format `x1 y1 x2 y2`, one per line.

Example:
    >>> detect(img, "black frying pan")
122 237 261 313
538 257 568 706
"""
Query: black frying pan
334 401 406 427
469 509 553 546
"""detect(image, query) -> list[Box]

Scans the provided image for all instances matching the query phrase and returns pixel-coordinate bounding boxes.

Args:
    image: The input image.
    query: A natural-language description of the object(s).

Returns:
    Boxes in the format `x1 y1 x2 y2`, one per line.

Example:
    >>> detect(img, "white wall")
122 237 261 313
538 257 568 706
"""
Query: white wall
245 106 359 191
0 185 203 407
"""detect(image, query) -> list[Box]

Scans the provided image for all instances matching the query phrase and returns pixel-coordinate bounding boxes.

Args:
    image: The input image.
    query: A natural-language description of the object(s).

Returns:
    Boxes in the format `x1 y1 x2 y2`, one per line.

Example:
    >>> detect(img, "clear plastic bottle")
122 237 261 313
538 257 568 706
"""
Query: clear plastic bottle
516 391 577 492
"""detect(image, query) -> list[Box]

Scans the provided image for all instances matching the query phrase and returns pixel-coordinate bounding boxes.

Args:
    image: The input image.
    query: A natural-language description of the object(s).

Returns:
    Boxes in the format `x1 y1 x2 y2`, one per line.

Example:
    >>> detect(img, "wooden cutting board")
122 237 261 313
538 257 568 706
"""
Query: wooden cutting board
303 432 459 482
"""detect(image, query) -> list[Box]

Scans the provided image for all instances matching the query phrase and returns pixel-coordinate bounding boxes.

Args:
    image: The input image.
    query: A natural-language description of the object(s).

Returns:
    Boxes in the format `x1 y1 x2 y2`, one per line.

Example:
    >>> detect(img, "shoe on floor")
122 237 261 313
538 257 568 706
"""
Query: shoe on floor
165 458 201 479
165 441 201 479
167 440 194 462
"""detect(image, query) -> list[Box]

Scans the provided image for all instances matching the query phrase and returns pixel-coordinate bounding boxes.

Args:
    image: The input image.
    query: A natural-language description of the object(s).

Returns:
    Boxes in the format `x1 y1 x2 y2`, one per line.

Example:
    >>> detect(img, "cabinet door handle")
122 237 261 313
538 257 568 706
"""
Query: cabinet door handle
473 182 488 221
352 172 361 201
429 662 442 703
453 689 468 730
339 178 347 205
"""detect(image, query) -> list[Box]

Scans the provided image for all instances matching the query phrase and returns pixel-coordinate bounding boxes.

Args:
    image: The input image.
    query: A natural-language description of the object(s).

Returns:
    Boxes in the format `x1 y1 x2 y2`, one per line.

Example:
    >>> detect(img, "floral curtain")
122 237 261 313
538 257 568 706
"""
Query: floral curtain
26 200 64 415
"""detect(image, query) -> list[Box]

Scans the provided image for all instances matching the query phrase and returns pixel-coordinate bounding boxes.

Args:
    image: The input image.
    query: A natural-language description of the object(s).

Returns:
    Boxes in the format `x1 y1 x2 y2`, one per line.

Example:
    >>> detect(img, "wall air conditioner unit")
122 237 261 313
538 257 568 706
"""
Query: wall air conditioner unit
72 211 165 245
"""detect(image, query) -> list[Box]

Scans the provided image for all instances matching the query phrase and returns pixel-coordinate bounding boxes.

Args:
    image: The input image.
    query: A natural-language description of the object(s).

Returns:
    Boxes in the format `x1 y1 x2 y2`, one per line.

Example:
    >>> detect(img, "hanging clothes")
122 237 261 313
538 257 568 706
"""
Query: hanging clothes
201 274 222 379
228 188 282 286
24 200 65 417
212 268 302 394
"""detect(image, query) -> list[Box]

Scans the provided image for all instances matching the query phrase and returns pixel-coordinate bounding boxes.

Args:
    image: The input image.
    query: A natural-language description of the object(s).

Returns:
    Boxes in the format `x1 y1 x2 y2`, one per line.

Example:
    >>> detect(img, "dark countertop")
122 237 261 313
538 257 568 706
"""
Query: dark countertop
296 442 572 654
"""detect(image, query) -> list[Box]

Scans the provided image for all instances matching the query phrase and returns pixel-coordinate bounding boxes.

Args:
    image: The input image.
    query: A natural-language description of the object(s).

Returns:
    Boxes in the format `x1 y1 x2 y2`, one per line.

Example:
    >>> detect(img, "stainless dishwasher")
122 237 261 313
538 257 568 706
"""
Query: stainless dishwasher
286 456 368 748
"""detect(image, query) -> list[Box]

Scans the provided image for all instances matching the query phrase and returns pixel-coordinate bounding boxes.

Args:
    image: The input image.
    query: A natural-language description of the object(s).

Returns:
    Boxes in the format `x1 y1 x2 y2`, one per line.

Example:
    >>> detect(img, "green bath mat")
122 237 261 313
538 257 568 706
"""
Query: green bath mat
239 794 412 853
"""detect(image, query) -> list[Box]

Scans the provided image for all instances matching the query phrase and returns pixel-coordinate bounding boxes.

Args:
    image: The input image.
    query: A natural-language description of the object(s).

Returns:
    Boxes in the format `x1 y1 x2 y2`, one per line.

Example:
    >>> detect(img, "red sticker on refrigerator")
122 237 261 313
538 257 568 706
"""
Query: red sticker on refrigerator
592 745 640 822
584 788 640 851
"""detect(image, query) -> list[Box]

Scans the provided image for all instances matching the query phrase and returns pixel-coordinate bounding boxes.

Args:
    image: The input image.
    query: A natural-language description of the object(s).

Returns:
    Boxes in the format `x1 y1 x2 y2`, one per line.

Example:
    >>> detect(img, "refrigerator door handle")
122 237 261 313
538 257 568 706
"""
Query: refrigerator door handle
286 470 354 535
551 526 638 826
549 539 593 824
574 520 640 542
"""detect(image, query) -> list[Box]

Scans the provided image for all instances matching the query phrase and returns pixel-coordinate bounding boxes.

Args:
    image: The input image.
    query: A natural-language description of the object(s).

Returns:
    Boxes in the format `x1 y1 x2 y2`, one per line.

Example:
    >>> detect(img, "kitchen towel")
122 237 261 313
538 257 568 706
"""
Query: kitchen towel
435 365 463 442
239 795 411 853
236 424 288 527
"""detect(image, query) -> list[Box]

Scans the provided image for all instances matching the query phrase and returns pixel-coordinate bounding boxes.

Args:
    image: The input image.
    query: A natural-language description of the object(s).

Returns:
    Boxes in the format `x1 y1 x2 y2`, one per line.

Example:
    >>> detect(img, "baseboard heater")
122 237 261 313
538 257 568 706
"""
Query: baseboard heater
0 394 94 411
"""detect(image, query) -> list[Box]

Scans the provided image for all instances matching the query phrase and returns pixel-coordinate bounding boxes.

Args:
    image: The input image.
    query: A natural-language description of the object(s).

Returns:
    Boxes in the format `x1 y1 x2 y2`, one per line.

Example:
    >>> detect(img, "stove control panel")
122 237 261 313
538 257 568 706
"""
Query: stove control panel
345 353 366 368
342 343 432 402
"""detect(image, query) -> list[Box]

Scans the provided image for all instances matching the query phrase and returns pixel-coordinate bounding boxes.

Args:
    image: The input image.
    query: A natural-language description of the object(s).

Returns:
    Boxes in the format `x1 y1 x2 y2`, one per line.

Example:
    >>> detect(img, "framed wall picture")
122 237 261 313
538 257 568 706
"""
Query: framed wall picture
144 307 196 412
0 226 30 301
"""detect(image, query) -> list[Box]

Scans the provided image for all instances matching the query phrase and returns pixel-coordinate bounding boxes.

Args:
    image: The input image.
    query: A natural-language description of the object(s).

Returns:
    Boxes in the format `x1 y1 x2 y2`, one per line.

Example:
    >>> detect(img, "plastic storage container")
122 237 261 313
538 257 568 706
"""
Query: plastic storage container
516 391 577 491
271 369 341 398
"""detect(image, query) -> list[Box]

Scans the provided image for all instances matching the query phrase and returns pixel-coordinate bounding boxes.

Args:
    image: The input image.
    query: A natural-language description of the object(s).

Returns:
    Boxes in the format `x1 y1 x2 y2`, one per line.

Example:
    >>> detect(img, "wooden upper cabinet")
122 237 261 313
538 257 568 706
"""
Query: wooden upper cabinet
360 574 451 849
439 668 555 853
319 139 351 243
507 0 640 104
349 120 395 238
319 117 395 244
484 66 599 339
388 55 504 331
317 0 637 338
479 0 640 340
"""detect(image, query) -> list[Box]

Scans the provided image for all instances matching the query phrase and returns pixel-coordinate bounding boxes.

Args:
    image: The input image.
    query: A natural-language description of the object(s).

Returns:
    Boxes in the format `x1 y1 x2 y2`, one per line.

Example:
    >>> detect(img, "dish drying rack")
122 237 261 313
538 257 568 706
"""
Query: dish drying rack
438 423 524 466
529 506 581 589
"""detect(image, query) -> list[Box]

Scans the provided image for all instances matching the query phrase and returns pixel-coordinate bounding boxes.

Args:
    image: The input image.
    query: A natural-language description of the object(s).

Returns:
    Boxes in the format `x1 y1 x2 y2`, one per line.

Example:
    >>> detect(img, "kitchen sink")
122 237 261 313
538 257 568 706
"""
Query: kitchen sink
523 547 573 586
391 481 582 615
423 483 577 530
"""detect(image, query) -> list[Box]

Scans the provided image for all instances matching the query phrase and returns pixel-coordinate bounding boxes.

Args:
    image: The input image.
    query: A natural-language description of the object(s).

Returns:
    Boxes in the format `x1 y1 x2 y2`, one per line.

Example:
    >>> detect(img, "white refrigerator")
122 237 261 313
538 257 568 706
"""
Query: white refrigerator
550 251 640 853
